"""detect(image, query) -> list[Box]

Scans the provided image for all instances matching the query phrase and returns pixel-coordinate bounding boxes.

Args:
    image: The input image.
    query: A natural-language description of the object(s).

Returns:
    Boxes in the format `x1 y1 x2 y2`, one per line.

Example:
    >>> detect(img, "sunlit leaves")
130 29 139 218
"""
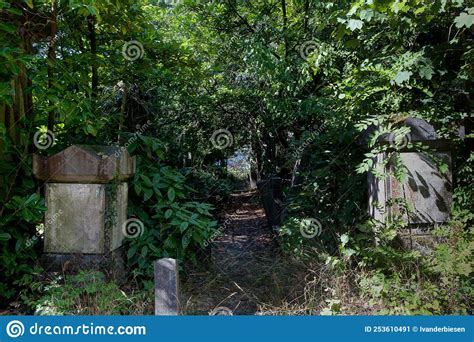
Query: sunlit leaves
347 19 364 31
393 71 413 85
454 8 474 28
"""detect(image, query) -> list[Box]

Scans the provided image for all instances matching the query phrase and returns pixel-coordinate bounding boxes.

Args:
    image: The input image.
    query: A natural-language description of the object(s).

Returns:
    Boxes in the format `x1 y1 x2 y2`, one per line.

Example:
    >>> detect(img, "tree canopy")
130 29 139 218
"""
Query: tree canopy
0 0 472 315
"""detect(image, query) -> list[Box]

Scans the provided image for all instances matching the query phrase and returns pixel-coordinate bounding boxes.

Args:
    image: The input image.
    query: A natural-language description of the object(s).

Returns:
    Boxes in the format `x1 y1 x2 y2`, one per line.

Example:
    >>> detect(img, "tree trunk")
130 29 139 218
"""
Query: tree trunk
303 0 309 33
87 15 98 111
47 0 58 131
118 82 128 144
281 0 288 60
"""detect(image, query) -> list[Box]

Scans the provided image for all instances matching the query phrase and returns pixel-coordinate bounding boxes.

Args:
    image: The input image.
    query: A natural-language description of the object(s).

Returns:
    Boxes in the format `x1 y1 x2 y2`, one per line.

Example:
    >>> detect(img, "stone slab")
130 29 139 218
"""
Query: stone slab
392 152 452 224
154 258 180 316
45 183 105 253
368 152 452 225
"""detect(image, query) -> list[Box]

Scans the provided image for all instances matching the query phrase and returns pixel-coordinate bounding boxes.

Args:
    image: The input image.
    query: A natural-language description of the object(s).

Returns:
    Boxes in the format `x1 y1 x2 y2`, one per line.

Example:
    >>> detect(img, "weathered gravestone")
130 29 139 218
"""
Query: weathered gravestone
257 177 286 229
365 118 453 252
33 145 135 277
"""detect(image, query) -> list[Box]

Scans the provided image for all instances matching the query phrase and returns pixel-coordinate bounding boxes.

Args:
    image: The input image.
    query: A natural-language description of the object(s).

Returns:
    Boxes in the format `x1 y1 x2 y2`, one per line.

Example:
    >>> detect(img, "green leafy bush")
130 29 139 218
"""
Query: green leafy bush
0 127 46 304
125 135 218 277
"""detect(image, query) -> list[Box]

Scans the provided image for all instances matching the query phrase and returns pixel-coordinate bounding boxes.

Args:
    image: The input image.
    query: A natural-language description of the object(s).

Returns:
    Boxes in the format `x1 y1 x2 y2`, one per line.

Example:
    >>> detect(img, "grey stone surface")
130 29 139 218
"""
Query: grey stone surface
154 258 180 316
368 152 452 225
110 183 128 251
44 182 129 254
45 183 105 254
394 152 452 224
377 117 437 143
402 117 437 141
358 117 459 149
33 145 135 183
365 118 454 252
34 145 135 274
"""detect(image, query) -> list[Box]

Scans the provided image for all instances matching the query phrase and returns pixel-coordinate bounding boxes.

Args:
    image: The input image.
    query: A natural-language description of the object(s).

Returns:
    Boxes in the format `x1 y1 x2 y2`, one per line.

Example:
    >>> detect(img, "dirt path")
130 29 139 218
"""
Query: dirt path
181 190 283 315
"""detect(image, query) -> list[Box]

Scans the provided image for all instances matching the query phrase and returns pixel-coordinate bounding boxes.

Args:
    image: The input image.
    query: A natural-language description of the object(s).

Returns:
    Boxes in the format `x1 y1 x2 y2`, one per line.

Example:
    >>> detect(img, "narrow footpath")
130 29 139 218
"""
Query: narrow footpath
182 190 284 315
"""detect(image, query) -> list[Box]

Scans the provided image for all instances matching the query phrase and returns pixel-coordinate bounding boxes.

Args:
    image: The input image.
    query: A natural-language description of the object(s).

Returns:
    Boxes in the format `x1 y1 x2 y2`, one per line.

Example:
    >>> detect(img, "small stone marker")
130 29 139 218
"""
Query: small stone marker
154 258 180 316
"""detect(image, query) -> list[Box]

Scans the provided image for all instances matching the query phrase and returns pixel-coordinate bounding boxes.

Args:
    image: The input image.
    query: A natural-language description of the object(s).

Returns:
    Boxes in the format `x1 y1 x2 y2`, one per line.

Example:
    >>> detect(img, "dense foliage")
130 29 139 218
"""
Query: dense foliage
1 0 472 314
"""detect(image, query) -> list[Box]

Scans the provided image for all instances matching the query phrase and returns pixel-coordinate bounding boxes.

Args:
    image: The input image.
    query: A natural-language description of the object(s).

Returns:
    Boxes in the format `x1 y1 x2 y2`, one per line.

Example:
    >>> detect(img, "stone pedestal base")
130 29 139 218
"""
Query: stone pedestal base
397 226 443 255
40 247 127 284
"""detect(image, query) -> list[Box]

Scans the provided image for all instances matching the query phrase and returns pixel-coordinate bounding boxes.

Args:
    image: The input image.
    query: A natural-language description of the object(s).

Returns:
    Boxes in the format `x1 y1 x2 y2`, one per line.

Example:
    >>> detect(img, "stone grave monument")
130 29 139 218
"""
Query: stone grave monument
365 118 453 252
257 177 286 229
33 145 135 277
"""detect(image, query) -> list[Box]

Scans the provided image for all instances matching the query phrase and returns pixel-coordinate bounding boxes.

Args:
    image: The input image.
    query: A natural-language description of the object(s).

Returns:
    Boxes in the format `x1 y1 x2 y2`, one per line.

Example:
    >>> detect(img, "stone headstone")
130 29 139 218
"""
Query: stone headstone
257 177 285 229
33 145 135 277
365 118 453 251
154 258 180 315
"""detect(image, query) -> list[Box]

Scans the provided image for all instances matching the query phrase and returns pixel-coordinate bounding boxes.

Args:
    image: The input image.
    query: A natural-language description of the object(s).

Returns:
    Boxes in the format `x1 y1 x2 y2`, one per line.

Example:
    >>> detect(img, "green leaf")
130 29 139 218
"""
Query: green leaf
165 209 173 219
393 71 413 85
340 234 349 245
180 221 189 232
6 8 23 16
134 182 142 195
347 19 363 31
143 188 153 201
141 245 148 259
127 245 137 259
0 233 11 241
182 233 190 249
141 175 153 187
454 11 474 28
419 65 434 80
0 23 16 34
359 9 374 22
167 188 176 202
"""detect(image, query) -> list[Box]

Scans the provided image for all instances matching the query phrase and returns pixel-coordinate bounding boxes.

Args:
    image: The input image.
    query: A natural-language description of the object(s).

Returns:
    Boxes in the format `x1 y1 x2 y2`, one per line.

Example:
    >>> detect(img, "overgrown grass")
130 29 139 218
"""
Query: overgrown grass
22 271 153 315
